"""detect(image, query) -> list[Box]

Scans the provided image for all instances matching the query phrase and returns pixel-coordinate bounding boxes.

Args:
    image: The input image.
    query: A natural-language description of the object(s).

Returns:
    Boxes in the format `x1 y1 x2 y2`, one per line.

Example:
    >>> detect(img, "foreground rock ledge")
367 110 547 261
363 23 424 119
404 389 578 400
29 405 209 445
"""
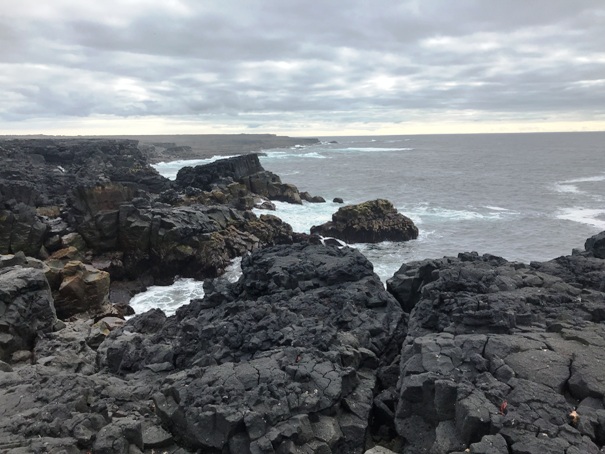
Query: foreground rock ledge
311 199 419 244
0 241 406 453
4 223 605 452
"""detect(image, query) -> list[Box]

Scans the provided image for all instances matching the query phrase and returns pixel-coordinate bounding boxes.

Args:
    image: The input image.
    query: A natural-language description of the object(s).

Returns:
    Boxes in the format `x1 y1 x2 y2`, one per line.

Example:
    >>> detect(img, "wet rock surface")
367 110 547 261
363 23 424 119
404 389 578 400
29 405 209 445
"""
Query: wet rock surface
311 199 419 244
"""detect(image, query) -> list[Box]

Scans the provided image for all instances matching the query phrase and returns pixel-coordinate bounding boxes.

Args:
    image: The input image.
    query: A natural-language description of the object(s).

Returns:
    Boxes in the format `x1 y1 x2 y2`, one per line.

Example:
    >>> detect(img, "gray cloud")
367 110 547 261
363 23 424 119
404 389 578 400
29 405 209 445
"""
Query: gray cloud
1 0 604 133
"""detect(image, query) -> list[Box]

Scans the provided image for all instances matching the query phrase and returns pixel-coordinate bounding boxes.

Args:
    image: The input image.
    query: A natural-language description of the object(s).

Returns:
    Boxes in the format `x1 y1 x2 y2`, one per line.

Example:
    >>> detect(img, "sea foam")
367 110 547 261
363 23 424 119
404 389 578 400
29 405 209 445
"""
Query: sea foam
556 207 605 230
152 155 239 180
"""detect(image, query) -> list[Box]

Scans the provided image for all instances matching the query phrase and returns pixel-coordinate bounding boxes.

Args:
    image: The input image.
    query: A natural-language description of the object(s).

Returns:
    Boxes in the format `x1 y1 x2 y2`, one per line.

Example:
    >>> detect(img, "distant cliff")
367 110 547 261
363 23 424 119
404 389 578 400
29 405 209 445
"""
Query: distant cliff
129 133 320 163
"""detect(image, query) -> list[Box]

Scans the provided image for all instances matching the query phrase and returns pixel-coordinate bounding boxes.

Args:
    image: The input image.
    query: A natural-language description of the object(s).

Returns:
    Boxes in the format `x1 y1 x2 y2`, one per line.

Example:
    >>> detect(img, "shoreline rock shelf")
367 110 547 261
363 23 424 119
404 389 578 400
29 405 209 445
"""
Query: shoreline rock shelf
1 137 605 453
3 232 605 452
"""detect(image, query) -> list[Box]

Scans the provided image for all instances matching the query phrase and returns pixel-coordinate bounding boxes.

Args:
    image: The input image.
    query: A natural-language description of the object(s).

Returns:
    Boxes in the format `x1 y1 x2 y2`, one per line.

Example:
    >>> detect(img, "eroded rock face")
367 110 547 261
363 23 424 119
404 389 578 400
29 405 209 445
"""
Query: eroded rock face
311 199 419 244
98 242 406 452
52 261 111 320
385 246 605 453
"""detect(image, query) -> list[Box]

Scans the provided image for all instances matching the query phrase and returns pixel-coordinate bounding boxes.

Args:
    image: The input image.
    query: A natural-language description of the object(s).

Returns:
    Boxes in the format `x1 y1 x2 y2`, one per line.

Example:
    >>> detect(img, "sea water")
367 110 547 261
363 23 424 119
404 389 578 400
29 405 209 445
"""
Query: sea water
134 132 605 315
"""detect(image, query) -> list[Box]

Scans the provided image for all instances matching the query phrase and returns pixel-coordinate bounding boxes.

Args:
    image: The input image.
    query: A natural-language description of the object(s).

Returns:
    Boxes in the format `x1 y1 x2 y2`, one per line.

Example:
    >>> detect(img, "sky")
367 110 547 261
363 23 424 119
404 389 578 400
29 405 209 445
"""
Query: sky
1 0 604 136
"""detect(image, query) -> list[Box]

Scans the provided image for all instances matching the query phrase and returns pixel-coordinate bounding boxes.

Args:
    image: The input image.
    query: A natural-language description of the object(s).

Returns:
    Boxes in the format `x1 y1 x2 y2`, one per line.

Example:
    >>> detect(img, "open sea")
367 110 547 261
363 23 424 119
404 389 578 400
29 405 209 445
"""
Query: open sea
131 132 605 315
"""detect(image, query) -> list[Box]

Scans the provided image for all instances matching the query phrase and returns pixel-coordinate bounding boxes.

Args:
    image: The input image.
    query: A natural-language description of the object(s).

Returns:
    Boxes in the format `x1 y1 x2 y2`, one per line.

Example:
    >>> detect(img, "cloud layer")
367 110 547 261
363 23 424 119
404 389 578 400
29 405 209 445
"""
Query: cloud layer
1 0 604 134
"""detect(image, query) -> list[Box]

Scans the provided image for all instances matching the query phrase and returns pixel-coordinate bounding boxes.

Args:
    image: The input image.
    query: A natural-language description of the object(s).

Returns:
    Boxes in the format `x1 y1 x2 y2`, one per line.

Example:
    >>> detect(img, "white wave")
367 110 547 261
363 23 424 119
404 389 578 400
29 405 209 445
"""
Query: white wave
552 183 582 194
485 206 512 211
152 155 239 180
223 257 243 283
260 151 327 160
552 174 605 195
404 205 507 223
253 200 339 233
340 147 414 153
128 257 243 316
562 175 605 184
129 277 206 317
556 207 605 230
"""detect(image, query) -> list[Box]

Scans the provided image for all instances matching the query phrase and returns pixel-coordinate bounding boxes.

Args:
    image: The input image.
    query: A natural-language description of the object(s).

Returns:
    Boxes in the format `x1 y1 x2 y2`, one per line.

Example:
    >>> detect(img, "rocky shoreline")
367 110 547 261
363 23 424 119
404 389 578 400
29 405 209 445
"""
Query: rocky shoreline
1 137 605 453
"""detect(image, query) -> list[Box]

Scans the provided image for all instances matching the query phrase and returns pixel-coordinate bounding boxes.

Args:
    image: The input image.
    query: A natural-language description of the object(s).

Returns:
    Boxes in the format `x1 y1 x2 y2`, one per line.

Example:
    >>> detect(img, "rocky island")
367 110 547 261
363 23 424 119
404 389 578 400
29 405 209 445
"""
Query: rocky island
1 137 605 454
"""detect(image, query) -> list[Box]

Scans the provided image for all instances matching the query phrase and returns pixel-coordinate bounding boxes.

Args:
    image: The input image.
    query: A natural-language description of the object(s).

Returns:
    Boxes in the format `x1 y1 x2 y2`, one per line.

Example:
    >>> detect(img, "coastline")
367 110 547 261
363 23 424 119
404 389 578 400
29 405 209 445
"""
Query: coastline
2 136 605 453
0 133 320 163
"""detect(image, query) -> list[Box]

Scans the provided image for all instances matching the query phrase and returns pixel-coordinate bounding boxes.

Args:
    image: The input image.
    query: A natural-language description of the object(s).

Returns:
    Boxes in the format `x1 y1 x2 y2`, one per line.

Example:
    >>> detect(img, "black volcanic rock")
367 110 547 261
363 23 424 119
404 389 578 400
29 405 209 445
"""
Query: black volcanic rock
175 153 264 190
6 137 605 453
97 242 406 452
311 199 419 243
585 231 605 259
175 154 324 205
0 261 57 361
385 247 605 453
0 138 170 208
0 140 304 285
4 233 605 452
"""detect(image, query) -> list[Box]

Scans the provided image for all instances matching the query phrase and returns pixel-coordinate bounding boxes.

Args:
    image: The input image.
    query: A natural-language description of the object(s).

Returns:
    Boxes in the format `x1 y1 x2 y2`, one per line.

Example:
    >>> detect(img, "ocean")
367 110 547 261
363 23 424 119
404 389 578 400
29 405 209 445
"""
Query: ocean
131 132 605 315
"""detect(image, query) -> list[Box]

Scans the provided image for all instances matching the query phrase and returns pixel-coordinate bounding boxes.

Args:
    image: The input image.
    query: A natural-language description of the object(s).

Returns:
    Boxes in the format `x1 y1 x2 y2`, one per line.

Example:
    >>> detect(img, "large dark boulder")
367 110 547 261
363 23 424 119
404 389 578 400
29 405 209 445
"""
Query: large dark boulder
585 231 605 259
0 204 48 256
311 199 419 243
0 258 57 361
98 242 406 453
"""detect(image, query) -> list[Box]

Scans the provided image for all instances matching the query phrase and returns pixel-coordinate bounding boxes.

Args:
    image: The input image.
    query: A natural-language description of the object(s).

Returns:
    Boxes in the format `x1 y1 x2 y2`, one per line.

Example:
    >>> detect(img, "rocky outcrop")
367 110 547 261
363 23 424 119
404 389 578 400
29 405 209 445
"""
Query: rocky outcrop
115 203 294 280
382 237 605 453
175 154 323 205
0 139 170 260
97 242 406 452
0 140 315 289
311 199 418 244
176 153 264 190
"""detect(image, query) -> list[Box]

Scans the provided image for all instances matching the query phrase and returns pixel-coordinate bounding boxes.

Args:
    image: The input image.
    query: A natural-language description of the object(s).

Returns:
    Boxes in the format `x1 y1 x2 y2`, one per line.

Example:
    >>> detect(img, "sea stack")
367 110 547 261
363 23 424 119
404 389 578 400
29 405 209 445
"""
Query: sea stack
311 199 419 243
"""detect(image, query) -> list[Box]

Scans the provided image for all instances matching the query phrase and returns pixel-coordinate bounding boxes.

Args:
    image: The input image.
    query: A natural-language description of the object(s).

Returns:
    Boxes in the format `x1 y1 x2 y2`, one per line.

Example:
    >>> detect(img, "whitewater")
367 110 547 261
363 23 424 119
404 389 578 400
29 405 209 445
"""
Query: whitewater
133 131 605 315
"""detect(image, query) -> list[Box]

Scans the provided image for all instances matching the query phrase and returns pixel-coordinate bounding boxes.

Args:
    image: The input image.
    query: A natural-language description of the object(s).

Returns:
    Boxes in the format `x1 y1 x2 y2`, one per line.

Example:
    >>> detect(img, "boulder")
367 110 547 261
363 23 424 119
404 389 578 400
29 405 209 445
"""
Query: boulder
311 199 418 243
53 261 110 319
0 204 48 257
0 263 57 361
585 231 605 259
300 192 326 203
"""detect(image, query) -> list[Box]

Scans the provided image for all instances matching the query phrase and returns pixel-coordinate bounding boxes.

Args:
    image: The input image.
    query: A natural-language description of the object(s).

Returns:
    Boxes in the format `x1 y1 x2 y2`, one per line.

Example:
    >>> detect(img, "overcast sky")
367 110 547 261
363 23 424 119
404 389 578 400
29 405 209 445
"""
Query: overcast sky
1 0 604 136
